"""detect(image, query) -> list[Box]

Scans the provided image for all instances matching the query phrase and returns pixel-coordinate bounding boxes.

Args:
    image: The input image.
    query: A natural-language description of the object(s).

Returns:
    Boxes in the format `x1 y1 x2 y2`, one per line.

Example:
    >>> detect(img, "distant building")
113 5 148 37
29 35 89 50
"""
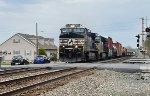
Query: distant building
0 33 57 61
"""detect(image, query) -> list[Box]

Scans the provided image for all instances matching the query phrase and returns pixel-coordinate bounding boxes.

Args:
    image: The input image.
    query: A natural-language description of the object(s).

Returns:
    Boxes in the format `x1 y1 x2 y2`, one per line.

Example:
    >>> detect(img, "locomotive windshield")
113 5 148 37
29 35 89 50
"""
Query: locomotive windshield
73 28 84 32
61 28 72 32
61 28 85 33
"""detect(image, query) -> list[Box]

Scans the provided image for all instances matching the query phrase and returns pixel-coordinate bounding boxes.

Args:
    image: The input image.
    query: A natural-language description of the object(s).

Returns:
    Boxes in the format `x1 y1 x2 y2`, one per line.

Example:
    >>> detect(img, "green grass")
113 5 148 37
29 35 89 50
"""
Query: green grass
0 61 11 67
1 61 11 65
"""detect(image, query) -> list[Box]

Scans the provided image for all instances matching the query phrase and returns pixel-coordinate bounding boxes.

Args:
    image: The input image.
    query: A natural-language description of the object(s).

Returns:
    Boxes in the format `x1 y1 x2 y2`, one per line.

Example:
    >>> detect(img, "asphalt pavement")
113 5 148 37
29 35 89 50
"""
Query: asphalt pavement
1 62 150 73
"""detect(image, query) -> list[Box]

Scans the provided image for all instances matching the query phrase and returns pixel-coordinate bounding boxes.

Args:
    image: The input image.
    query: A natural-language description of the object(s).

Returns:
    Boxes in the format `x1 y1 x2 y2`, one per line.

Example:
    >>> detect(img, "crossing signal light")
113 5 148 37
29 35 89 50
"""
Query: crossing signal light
135 34 140 48
135 34 140 39
145 27 150 32
136 34 140 43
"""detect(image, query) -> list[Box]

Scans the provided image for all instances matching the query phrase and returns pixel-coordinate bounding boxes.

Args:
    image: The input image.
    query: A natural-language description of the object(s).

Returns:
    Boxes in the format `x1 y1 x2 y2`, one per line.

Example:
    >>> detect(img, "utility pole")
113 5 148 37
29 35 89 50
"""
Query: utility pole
0 58 1 68
36 23 38 56
146 16 148 27
141 17 145 47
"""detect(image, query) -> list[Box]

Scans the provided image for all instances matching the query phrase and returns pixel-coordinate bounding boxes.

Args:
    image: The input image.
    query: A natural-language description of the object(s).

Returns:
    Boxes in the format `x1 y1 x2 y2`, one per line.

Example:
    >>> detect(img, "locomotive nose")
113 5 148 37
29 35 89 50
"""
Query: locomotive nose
68 50 73 58
68 53 72 58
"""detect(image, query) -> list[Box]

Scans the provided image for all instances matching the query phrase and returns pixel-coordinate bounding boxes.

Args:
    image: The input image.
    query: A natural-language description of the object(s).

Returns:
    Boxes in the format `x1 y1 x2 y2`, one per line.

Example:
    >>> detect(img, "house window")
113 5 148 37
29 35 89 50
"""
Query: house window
13 39 20 43
13 50 20 55
25 50 31 56
3 50 7 55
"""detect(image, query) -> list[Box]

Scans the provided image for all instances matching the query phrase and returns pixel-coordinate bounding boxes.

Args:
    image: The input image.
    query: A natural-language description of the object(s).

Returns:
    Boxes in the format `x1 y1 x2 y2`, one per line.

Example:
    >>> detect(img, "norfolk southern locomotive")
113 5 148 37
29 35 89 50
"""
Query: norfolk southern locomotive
59 24 127 62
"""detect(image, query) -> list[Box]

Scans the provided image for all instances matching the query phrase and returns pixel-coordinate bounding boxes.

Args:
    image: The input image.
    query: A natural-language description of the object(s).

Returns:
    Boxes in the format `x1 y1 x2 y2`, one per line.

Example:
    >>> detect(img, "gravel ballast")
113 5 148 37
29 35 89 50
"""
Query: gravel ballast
41 69 150 96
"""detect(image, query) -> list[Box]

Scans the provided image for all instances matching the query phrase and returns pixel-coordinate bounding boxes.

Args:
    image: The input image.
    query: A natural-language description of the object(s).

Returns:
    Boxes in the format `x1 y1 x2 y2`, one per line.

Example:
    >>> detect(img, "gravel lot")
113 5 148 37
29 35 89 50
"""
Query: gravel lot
41 69 150 96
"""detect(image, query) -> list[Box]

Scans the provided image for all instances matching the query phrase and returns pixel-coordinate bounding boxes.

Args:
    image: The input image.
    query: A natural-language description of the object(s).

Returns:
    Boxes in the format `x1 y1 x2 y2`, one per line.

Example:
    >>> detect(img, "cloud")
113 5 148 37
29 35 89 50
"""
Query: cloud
0 0 150 48
61 0 93 3
0 0 7 7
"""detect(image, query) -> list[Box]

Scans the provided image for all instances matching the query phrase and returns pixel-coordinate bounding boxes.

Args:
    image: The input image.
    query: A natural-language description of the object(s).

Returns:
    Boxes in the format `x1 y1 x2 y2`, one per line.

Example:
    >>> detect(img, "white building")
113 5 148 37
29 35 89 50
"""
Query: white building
0 33 57 61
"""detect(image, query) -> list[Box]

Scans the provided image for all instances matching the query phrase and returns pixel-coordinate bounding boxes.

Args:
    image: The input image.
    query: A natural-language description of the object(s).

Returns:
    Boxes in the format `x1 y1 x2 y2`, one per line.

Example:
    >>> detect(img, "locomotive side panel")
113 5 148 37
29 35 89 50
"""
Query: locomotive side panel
108 37 113 58
113 42 122 57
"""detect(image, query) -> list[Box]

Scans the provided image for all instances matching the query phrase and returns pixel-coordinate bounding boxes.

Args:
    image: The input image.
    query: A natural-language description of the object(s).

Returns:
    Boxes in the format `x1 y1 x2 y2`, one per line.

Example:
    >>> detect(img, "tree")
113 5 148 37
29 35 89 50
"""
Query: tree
126 46 137 52
144 39 150 54
38 48 47 56
50 54 57 61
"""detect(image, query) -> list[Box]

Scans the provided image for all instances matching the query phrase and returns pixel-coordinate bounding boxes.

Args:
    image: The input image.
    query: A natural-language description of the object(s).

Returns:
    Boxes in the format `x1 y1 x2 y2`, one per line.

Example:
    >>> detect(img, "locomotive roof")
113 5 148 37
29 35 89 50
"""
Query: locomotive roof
64 24 86 28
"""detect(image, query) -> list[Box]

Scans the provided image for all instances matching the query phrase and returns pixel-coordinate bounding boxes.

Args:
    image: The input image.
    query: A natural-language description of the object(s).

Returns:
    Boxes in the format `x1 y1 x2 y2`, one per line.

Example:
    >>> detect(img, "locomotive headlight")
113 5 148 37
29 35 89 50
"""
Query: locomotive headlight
62 45 65 48
75 45 78 48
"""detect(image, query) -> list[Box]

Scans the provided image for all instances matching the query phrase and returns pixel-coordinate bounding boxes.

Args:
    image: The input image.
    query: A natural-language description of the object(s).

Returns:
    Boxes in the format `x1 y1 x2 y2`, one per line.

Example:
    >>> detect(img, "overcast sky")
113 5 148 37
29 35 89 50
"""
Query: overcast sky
0 0 150 48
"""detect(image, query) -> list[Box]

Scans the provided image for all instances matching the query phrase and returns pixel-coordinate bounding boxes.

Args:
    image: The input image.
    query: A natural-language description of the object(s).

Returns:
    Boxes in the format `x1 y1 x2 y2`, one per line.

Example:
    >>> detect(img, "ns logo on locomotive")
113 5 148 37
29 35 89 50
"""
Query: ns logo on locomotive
59 24 127 62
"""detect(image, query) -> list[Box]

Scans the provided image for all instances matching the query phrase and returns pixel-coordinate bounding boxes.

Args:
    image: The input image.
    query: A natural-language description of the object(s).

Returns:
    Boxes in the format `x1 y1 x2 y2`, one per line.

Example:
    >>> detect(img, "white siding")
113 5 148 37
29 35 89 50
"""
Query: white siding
45 49 57 58
0 34 36 61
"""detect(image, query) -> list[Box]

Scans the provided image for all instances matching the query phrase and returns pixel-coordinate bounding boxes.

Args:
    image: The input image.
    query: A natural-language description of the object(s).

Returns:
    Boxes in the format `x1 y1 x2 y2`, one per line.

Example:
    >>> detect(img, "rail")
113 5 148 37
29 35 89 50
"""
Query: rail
0 68 94 96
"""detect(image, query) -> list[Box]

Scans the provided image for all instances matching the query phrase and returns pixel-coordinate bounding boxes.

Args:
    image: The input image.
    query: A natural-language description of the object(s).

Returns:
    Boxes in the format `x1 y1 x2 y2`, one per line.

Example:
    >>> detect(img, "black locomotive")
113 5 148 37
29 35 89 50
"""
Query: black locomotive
59 24 128 62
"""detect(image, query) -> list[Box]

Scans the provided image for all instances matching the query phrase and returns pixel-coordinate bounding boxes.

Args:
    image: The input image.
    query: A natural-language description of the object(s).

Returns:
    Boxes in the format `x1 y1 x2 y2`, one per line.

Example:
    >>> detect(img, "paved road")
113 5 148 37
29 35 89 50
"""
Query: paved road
1 62 150 72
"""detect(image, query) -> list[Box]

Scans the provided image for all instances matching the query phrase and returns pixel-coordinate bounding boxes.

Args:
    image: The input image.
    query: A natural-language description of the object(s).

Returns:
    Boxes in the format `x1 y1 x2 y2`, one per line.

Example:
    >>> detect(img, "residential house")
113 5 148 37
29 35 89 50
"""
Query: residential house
0 33 57 61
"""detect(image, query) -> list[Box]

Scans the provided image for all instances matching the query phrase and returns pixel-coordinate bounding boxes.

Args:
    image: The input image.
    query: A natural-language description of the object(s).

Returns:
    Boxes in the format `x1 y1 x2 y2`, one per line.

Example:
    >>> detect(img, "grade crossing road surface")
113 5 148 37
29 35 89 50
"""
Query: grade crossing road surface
1 62 150 72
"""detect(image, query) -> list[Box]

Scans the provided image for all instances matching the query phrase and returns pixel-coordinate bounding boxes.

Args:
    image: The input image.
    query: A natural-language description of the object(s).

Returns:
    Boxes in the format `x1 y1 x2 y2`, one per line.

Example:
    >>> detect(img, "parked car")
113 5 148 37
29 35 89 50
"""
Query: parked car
11 55 29 65
33 55 50 64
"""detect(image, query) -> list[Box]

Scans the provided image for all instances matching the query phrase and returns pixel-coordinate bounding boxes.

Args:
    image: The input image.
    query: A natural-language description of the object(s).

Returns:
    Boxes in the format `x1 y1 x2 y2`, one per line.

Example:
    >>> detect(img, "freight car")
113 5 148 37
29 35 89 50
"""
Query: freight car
95 36 121 59
59 24 127 62
113 42 123 57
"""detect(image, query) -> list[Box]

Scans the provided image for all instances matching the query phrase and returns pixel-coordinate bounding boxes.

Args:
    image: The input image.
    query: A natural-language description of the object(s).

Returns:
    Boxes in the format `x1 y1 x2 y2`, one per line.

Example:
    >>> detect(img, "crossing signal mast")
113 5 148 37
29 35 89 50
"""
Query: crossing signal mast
136 17 149 57
135 34 140 48
145 27 150 38
145 16 150 39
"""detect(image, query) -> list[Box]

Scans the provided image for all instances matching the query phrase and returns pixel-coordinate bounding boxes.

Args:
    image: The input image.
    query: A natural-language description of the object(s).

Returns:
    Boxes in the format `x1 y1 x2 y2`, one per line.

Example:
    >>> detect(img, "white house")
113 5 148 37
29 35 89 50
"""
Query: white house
0 33 57 61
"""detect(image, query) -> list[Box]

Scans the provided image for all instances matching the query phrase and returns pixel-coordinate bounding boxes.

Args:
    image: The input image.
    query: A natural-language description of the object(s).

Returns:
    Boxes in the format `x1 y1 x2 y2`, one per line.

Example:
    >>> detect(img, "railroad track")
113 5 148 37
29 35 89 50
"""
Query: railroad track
0 67 95 96
0 67 51 82
98 57 131 63
0 67 49 75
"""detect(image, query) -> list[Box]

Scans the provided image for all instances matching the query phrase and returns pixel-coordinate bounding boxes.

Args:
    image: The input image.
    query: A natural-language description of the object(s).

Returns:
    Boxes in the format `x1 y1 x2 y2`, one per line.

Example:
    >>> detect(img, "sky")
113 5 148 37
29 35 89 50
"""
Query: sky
0 0 150 48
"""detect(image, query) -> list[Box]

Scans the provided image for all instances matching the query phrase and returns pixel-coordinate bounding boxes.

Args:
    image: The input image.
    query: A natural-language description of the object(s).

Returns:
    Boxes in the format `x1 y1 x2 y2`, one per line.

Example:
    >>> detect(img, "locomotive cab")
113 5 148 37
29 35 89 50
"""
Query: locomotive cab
59 24 97 62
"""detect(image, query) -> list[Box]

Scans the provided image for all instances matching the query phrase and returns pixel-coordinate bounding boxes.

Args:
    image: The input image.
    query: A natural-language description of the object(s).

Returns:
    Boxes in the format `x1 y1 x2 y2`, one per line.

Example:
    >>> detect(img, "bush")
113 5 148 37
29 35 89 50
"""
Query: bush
50 54 57 61
39 48 47 56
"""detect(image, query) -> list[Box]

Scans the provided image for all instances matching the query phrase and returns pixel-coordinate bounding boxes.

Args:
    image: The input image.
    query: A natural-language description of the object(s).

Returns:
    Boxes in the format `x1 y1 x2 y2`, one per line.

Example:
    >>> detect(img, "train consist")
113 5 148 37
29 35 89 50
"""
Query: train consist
59 24 128 62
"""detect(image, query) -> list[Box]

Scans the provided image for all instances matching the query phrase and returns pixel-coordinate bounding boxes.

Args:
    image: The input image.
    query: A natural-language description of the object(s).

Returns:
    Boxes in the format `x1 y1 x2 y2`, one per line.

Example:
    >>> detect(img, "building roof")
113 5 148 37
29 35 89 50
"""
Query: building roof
18 33 57 50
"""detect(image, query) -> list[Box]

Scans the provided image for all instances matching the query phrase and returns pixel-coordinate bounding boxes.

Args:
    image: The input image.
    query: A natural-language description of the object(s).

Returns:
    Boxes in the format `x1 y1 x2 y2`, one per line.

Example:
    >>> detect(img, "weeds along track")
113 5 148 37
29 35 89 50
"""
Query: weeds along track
0 68 95 96
0 68 51 82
